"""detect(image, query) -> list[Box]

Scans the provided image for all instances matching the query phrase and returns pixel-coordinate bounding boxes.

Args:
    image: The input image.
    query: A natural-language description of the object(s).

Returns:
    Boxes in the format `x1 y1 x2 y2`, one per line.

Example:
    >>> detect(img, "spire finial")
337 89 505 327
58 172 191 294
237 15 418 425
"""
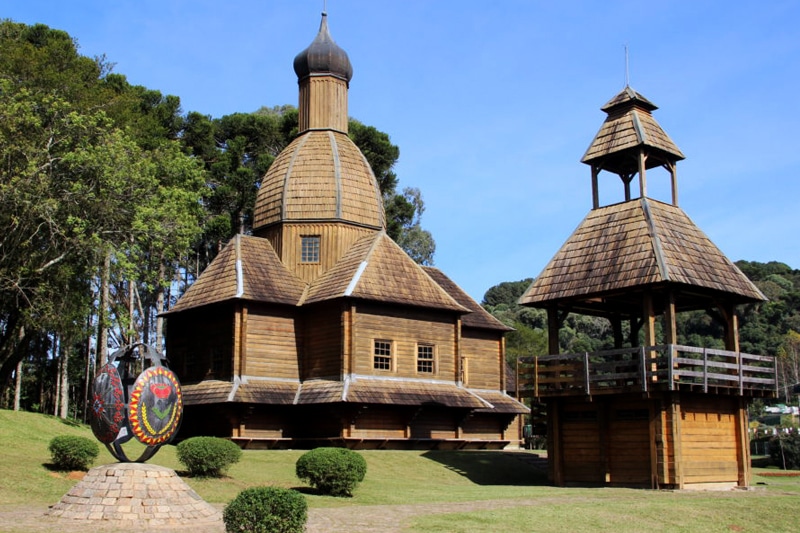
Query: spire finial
624 44 630 87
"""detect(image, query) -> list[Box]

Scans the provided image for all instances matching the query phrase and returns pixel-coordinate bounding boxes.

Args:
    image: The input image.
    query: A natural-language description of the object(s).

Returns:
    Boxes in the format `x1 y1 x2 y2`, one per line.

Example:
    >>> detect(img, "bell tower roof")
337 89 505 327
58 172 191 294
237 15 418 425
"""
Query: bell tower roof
582 86 684 174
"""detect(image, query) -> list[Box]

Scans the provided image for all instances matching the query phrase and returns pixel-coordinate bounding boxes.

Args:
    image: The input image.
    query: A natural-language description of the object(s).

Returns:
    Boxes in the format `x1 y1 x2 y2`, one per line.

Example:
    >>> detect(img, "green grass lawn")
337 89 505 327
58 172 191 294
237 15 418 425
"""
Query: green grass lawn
2 408 799 532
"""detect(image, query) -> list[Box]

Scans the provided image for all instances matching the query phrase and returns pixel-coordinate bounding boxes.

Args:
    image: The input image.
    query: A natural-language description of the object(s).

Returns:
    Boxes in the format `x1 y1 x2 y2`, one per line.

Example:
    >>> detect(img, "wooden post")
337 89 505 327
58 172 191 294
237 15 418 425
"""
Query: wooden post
612 315 624 349
719 304 740 353
591 165 600 209
643 292 657 381
670 396 684 488
599 401 611 483
667 161 678 206
735 397 751 487
548 400 564 486
547 307 560 355
638 149 648 198
664 291 677 345
649 400 660 489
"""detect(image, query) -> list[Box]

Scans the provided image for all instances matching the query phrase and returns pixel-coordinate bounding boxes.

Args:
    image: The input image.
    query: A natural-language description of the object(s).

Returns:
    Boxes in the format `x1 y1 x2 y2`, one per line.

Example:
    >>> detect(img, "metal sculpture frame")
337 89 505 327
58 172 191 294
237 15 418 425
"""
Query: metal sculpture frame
90 343 183 462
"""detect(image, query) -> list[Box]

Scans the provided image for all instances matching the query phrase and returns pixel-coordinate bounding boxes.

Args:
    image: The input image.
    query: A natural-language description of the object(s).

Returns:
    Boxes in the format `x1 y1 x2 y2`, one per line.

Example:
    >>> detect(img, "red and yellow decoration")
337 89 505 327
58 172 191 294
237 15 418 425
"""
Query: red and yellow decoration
128 366 183 446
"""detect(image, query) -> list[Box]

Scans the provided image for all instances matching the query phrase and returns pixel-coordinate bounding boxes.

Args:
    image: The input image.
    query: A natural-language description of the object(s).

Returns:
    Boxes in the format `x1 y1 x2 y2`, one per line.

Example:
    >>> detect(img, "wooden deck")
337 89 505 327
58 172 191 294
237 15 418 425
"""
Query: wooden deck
517 345 777 399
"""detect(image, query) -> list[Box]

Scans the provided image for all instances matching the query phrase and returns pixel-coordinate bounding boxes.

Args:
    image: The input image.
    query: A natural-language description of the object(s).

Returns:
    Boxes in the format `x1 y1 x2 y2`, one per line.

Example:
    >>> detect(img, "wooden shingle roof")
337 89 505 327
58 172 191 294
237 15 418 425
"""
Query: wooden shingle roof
234 381 298 405
167 235 305 313
181 380 233 405
469 390 530 414
519 198 765 310
346 379 489 409
582 86 684 173
422 267 513 331
303 232 468 312
253 130 385 232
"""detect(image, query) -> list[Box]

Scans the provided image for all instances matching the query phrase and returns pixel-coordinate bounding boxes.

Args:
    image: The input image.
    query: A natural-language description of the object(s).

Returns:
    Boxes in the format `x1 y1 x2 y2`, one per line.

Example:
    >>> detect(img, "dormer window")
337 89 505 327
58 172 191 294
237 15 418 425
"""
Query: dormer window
301 236 320 263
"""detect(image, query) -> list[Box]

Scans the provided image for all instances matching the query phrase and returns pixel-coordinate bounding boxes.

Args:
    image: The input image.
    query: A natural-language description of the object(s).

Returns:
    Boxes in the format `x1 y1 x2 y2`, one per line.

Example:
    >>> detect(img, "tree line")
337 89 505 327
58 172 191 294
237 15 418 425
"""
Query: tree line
483 261 800 403
0 21 433 418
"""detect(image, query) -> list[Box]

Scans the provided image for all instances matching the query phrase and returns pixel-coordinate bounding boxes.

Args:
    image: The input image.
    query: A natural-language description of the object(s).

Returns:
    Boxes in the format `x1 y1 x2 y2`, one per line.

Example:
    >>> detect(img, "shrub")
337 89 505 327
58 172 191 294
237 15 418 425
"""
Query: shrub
223 486 307 533
769 433 800 469
48 435 99 471
295 447 367 497
176 436 242 477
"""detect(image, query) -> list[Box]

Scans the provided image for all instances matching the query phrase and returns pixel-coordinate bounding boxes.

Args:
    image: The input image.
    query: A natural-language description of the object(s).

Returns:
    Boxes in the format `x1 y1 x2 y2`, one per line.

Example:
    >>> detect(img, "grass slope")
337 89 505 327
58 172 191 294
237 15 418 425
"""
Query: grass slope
2 409 799 532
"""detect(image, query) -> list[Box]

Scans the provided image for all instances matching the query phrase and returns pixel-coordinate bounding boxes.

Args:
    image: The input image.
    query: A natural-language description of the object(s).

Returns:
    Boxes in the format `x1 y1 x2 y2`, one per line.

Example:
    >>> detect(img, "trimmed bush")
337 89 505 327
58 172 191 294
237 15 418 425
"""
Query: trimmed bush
48 435 99 471
223 486 307 533
176 436 242 477
295 447 367 497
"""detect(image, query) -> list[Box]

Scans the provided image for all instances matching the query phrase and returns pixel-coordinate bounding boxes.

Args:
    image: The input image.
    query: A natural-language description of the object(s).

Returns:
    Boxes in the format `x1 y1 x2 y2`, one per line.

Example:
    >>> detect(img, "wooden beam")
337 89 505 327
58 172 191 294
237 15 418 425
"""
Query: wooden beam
547 307 560 355
612 315 624 349
649 400 660 489
670 395 684 489
735 397 751 487
591 165 600 209
638 149 648 198
549 400 564 486
664 161 678 206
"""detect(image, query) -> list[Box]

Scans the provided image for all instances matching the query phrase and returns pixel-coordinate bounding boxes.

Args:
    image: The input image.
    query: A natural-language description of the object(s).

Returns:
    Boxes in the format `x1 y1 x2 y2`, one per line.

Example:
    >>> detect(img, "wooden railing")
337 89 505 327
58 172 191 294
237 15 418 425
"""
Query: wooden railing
517 345 777 398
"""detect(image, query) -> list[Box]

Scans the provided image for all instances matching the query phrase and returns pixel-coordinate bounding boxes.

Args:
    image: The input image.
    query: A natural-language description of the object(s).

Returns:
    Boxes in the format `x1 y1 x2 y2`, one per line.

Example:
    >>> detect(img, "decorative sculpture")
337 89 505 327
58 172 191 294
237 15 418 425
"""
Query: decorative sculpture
90 343 183 462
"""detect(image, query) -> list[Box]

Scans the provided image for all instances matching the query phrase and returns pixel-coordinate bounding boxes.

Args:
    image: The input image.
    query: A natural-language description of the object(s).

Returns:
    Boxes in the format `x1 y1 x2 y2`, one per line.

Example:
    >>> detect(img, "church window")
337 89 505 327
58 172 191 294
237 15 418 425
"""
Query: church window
301 236 320 263
373 340 392 370
417 344 435 373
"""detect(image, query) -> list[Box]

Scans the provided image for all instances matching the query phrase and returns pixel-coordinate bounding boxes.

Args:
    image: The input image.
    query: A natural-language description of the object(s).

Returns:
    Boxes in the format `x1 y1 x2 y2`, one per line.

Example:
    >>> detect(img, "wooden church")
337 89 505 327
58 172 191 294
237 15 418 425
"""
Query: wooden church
165 13 527 449
517 87 777 489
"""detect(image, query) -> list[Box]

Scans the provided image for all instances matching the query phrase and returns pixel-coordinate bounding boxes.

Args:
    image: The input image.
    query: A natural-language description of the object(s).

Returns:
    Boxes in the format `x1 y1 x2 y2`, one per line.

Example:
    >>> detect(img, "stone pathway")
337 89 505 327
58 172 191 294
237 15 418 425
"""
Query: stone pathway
2 497 554 533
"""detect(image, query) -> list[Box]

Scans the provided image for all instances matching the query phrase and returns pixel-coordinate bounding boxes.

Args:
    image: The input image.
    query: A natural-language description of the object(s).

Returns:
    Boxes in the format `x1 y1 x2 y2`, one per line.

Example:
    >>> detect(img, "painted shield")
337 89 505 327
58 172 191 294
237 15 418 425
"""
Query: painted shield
90 363 127 444
128 366 183 446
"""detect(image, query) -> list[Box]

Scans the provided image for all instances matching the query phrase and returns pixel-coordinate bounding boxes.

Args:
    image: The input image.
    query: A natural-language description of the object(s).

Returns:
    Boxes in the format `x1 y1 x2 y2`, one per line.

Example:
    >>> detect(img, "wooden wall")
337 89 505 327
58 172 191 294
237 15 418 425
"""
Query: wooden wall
353 303 457 379
303 302 344 379
298 76 348 133
243 303 300 380
679 396 740 484
410 408 457 439
350 408 407 439
549 393 747 488
462 414 503 441
560 402 602 483
257 223 373 283
460 329 503 389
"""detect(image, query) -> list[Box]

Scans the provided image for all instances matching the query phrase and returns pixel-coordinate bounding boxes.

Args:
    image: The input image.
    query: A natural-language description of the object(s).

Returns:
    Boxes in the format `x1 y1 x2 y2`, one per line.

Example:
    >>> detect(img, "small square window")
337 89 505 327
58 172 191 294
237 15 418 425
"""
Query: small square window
417 344 435 373
374 340 392 371
301 236 320 263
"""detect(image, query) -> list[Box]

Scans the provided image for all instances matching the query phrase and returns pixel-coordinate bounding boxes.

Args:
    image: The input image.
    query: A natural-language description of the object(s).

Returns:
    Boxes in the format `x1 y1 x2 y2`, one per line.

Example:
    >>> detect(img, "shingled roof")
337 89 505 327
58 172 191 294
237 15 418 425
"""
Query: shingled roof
167 235 306 313
519 198 765 312
422 267 513 331
303 232 468 312
582 86 684 174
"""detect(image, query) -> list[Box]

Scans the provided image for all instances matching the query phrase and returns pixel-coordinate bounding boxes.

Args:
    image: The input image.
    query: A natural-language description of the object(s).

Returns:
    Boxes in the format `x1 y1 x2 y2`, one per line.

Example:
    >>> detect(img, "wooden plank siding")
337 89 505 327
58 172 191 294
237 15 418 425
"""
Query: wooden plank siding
353 304 457 380
679 396 740 484
303 302 345 379
298 76 349 133
410 408 457 439
460 330 503 389
244 304 300 380
350 408 407 439
258 223 374 283
462 414 504 441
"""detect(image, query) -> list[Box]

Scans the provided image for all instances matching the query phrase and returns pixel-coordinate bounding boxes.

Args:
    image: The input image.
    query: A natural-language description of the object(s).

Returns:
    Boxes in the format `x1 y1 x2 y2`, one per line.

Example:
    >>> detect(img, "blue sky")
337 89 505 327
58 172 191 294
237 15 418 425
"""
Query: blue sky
6 1 800 301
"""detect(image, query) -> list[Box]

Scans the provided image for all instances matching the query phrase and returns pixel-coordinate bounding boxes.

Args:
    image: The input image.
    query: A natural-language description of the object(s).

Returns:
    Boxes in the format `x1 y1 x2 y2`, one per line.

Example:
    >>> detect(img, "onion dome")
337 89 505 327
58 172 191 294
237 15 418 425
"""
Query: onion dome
293 13 353 84
253 130 385 231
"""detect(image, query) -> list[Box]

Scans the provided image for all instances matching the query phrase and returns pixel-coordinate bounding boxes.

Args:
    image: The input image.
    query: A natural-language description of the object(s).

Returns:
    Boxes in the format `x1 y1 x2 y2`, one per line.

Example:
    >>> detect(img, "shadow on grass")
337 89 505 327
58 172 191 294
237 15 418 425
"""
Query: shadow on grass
422 450 549 486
